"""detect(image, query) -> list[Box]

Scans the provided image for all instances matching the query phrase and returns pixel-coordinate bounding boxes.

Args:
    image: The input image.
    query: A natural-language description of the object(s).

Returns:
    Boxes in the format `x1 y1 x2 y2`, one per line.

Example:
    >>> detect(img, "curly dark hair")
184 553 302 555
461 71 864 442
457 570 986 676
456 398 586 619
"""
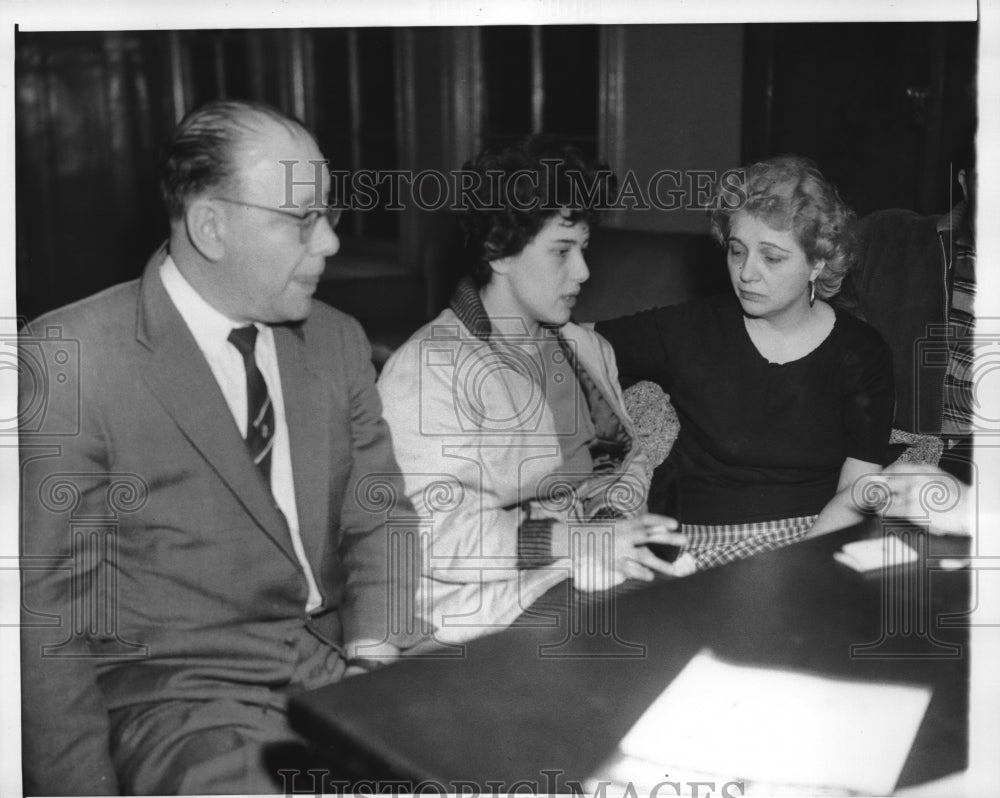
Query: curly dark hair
159 99 313 221
459 136 617 286
707 154 856 299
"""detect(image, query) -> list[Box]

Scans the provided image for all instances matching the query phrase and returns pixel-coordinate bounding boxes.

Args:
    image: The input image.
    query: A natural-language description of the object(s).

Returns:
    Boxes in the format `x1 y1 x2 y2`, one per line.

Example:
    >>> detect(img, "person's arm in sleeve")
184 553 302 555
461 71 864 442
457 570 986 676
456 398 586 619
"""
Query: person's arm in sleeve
593 307 674 389
19 332 121 795
806 334 895 538
377 339 567 581
876 462 972 536
334 317 420 660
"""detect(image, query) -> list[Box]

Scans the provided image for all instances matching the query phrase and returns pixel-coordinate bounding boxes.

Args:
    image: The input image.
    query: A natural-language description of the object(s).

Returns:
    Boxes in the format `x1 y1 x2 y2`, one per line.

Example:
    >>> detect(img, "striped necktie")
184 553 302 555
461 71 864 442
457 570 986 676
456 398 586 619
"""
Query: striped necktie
228 325 275 482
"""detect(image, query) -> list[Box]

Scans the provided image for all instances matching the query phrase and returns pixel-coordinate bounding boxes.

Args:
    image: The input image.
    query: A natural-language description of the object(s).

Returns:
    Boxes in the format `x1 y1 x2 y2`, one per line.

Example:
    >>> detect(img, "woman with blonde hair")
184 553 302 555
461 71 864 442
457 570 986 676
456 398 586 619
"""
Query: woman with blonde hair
596 155 894 570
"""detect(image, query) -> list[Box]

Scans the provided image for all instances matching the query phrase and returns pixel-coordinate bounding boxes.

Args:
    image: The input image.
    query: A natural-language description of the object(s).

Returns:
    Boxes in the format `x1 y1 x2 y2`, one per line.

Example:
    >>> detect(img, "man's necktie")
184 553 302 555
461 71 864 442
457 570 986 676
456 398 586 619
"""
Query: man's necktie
228 325 274 482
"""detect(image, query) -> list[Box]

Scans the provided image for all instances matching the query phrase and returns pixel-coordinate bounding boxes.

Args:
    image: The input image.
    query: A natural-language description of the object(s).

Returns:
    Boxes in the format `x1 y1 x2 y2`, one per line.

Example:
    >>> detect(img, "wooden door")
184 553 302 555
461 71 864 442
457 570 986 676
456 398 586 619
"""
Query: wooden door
742 22 978 218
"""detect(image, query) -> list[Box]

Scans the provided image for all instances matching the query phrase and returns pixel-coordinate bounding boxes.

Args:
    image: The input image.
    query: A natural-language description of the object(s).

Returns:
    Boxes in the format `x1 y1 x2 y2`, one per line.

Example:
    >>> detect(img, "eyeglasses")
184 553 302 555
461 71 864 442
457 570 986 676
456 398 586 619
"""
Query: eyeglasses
212 196 342 244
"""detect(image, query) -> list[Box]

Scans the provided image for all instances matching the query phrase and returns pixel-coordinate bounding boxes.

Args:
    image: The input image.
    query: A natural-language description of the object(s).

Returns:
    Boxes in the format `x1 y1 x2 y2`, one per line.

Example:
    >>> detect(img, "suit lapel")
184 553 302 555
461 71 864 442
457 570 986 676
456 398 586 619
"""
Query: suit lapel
135 249 299 566
274 324 332 572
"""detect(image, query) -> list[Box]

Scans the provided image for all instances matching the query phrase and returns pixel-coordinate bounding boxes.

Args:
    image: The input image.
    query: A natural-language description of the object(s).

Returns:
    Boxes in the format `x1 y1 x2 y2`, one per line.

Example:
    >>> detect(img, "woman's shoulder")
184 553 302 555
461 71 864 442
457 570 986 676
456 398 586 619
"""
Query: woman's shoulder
592 295 739 373
828 305 893 374
600 293 736 329
832 305 891 351
663 293 741 334
380 307 468 382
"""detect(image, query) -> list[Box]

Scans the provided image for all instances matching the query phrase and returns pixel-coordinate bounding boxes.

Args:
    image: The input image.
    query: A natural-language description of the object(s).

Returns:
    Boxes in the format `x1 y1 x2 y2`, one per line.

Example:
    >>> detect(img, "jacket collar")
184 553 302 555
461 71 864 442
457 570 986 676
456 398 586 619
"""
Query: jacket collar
134 243 309 569
448 276 632 468
449 277 494 341
448 276 565 342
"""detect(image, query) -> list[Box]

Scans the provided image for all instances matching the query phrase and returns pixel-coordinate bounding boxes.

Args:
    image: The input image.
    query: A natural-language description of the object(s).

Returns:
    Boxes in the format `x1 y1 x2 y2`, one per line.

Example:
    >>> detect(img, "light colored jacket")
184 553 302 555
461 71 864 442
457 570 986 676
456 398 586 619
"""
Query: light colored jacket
378 284 648 644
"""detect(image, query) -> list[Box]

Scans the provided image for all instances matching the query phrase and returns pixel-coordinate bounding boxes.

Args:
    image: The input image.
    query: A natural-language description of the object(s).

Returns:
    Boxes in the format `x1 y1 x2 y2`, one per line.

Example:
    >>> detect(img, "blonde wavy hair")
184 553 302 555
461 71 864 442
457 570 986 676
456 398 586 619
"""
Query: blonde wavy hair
707 154 857 299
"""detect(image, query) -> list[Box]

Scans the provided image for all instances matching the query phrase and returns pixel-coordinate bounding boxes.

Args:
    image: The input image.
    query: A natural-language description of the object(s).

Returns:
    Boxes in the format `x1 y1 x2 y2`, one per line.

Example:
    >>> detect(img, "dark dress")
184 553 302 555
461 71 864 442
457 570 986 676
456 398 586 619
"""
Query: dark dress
596 294 894 567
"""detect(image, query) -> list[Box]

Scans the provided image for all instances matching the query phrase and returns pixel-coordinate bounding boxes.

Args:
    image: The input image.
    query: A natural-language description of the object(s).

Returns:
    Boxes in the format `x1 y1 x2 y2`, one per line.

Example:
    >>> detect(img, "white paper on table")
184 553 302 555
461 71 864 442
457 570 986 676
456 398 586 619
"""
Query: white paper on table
833 535 919 573
615 649 933 796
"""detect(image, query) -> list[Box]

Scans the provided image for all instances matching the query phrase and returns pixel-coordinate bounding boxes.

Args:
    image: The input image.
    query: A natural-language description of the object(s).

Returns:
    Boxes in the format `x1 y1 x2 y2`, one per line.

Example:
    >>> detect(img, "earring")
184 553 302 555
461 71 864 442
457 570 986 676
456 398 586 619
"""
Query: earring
808 280 816 307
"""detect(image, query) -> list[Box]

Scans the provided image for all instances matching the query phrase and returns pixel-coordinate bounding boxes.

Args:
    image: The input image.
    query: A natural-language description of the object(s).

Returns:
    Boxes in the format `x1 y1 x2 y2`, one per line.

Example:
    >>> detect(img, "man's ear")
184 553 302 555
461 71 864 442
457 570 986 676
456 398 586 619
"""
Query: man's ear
184 199 226 261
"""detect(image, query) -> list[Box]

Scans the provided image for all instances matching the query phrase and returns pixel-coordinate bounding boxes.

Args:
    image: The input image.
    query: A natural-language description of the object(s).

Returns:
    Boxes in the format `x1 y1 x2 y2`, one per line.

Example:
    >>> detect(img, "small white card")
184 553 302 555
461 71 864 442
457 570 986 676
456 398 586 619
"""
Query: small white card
833 535 918 572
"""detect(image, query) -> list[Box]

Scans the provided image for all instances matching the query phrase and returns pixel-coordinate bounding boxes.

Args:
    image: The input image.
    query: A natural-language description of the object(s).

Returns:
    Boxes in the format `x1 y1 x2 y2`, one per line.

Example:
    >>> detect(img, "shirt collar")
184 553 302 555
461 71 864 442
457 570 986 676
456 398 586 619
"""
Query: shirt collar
159 254 257 351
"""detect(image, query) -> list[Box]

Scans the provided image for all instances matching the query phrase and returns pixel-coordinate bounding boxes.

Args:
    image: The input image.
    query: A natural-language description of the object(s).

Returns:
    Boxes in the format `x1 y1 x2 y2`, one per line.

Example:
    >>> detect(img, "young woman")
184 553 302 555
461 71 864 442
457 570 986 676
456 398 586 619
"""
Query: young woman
596 155 894 570
378 137 687 643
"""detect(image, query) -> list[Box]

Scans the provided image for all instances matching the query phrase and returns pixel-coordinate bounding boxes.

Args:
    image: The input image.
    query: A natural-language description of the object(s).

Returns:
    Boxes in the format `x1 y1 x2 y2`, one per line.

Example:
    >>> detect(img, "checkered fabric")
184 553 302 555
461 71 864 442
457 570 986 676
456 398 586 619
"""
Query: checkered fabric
682 514 818 571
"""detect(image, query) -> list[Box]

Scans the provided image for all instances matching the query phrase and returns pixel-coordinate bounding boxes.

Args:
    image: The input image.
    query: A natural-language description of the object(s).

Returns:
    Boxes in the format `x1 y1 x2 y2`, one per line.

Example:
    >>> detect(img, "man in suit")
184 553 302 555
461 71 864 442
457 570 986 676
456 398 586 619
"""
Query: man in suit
19 100 417 794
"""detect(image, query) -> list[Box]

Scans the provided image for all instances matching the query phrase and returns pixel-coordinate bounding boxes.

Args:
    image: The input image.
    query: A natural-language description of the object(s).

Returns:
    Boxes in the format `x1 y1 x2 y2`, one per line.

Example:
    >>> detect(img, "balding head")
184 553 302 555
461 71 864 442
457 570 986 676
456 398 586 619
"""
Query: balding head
159 100 313 221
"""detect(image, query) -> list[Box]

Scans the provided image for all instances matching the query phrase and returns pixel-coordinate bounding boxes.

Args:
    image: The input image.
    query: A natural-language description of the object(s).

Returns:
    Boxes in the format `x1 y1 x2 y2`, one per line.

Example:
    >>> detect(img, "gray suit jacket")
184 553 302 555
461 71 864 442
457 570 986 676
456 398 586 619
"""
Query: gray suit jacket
19 247 417 794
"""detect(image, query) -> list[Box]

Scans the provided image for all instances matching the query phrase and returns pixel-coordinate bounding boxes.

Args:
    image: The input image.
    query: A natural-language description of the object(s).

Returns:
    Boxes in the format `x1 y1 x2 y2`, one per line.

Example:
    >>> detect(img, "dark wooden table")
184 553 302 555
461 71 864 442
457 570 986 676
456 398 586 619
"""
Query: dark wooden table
290 521 970 793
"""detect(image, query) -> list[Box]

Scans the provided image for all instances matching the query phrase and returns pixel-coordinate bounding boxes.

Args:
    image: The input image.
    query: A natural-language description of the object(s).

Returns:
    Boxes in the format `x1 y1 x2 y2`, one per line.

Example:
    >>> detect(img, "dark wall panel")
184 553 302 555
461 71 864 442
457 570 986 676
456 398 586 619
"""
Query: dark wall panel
16 32 173 320
742 22 978 217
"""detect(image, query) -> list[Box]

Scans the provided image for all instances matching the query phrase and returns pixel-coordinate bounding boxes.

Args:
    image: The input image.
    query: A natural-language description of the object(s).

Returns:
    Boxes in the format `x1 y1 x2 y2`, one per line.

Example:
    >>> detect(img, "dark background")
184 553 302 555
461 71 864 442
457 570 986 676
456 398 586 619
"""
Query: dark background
15 23 978 342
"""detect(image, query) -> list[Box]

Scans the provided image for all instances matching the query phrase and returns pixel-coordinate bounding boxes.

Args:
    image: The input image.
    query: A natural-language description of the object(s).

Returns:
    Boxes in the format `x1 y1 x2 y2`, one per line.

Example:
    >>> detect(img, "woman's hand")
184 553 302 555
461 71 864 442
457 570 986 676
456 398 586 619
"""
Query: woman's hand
873 462 971 536
805 457 882 538
568 514 689 592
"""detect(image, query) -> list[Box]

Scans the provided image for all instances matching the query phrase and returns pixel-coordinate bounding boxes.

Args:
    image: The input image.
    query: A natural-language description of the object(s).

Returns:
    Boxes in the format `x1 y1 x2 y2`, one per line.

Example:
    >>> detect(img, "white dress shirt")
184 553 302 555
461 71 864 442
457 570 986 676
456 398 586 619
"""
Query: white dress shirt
160 255 322 612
